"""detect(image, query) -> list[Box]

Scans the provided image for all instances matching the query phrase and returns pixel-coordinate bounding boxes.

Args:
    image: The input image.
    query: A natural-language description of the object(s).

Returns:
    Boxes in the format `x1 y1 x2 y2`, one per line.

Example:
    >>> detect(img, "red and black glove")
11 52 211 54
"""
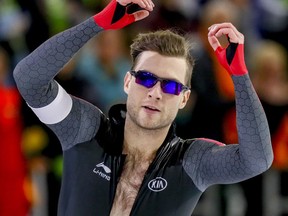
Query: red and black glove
94 0 143 30
215 42 248 76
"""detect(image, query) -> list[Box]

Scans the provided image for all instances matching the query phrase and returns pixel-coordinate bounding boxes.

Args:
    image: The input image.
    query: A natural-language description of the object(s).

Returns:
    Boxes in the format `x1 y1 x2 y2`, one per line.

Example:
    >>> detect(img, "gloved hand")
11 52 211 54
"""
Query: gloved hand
94 0 154 30
208 23 248 76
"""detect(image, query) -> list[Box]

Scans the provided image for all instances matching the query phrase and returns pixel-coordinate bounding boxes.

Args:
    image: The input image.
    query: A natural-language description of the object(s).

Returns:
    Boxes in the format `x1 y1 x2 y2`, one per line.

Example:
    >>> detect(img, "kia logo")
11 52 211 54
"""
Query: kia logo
148 177 168 192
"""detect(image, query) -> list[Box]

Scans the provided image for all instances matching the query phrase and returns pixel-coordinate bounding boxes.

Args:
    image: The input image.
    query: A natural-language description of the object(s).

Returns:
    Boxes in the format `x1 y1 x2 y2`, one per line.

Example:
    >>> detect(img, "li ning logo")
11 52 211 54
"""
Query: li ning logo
93 162 111 181
148 177 168 192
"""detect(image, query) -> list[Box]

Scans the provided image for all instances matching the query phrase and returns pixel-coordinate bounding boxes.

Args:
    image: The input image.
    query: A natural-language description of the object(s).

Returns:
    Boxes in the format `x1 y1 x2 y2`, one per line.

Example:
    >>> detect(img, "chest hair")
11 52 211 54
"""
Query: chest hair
110 152 153 216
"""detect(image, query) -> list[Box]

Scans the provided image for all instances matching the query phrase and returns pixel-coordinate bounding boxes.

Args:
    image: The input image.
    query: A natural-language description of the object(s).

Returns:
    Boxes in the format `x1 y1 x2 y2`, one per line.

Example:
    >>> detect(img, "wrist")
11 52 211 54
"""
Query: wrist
215 43 248 76
230 44 248 76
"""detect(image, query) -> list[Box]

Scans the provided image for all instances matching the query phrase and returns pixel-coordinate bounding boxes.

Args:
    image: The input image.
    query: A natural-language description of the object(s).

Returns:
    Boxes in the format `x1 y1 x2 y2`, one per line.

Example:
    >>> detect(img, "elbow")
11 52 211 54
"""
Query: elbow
246 139 274 176
264 136 274 170
258 140 274 174
265 144 274 170
13 56 33 91
13 64 20 82
12 60 31 102
13 60 25 87
259 132 274 172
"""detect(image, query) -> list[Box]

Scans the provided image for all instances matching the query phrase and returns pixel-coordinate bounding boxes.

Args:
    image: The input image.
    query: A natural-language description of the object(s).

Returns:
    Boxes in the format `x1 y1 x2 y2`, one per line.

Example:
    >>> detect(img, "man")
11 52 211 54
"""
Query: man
13 0 273 215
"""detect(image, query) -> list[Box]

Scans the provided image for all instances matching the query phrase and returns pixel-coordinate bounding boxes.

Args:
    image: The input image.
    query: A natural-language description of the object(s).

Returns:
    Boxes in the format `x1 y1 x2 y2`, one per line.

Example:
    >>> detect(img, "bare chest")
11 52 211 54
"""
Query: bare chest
109 158 151 216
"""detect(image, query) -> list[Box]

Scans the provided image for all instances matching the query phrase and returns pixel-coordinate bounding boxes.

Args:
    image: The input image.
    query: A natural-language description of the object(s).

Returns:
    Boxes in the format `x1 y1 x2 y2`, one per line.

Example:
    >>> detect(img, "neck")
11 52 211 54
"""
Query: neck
123 120 171 158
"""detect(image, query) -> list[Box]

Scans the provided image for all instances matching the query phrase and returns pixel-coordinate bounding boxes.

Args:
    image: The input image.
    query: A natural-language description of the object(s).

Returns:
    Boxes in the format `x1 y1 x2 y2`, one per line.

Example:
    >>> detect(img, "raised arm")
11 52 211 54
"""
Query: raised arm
13 0 154 150
183 23 273 191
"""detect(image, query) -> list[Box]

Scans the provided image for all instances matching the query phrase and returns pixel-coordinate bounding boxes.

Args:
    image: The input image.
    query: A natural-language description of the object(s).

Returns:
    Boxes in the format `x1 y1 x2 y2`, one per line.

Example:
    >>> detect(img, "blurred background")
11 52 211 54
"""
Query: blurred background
0 0 287 215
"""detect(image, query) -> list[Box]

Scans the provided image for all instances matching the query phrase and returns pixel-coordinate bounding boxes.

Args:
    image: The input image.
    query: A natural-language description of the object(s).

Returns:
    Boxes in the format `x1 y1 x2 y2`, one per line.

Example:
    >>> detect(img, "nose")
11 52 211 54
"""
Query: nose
148 81 162 100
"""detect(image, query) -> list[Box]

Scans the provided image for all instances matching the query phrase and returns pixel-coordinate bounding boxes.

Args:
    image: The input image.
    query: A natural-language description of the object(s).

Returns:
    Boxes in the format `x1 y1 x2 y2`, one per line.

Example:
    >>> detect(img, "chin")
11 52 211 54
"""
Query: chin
138 120 170 131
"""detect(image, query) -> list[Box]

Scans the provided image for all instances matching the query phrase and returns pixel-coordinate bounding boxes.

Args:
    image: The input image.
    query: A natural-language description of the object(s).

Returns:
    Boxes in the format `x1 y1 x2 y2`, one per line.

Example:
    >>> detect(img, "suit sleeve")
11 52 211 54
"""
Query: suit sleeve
183 74 273 192
13 18 105 151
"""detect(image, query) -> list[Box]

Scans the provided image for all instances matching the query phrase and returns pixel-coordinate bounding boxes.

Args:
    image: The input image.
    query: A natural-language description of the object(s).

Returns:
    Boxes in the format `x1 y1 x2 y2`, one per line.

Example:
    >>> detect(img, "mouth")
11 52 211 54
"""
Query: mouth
143 105 160 112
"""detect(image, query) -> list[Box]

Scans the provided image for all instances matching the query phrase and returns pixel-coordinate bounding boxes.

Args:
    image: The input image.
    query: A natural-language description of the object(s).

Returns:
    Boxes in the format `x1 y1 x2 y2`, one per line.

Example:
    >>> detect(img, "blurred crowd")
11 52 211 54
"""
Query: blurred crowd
0 0 287 215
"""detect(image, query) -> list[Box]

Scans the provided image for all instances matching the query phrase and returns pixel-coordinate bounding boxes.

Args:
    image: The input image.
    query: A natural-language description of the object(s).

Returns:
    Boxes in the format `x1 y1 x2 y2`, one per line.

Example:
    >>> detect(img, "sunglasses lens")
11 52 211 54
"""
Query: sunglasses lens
161 80 182 95
131 70 187 96
135 72 157 88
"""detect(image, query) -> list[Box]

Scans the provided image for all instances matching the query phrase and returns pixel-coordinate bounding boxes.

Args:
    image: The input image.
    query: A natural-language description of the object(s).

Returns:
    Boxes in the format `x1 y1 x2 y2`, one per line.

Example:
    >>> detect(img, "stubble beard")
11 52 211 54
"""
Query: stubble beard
126 104 174 132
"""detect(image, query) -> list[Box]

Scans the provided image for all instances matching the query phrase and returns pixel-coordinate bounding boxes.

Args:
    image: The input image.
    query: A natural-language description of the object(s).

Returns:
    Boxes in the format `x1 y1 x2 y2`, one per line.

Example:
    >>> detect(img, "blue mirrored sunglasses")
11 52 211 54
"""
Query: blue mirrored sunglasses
129 70 190 95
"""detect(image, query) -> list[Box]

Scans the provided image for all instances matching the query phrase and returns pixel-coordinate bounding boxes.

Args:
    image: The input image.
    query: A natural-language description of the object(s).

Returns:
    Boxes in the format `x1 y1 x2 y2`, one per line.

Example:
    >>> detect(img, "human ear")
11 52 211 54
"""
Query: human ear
179 90 191 109
124 72 132 94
